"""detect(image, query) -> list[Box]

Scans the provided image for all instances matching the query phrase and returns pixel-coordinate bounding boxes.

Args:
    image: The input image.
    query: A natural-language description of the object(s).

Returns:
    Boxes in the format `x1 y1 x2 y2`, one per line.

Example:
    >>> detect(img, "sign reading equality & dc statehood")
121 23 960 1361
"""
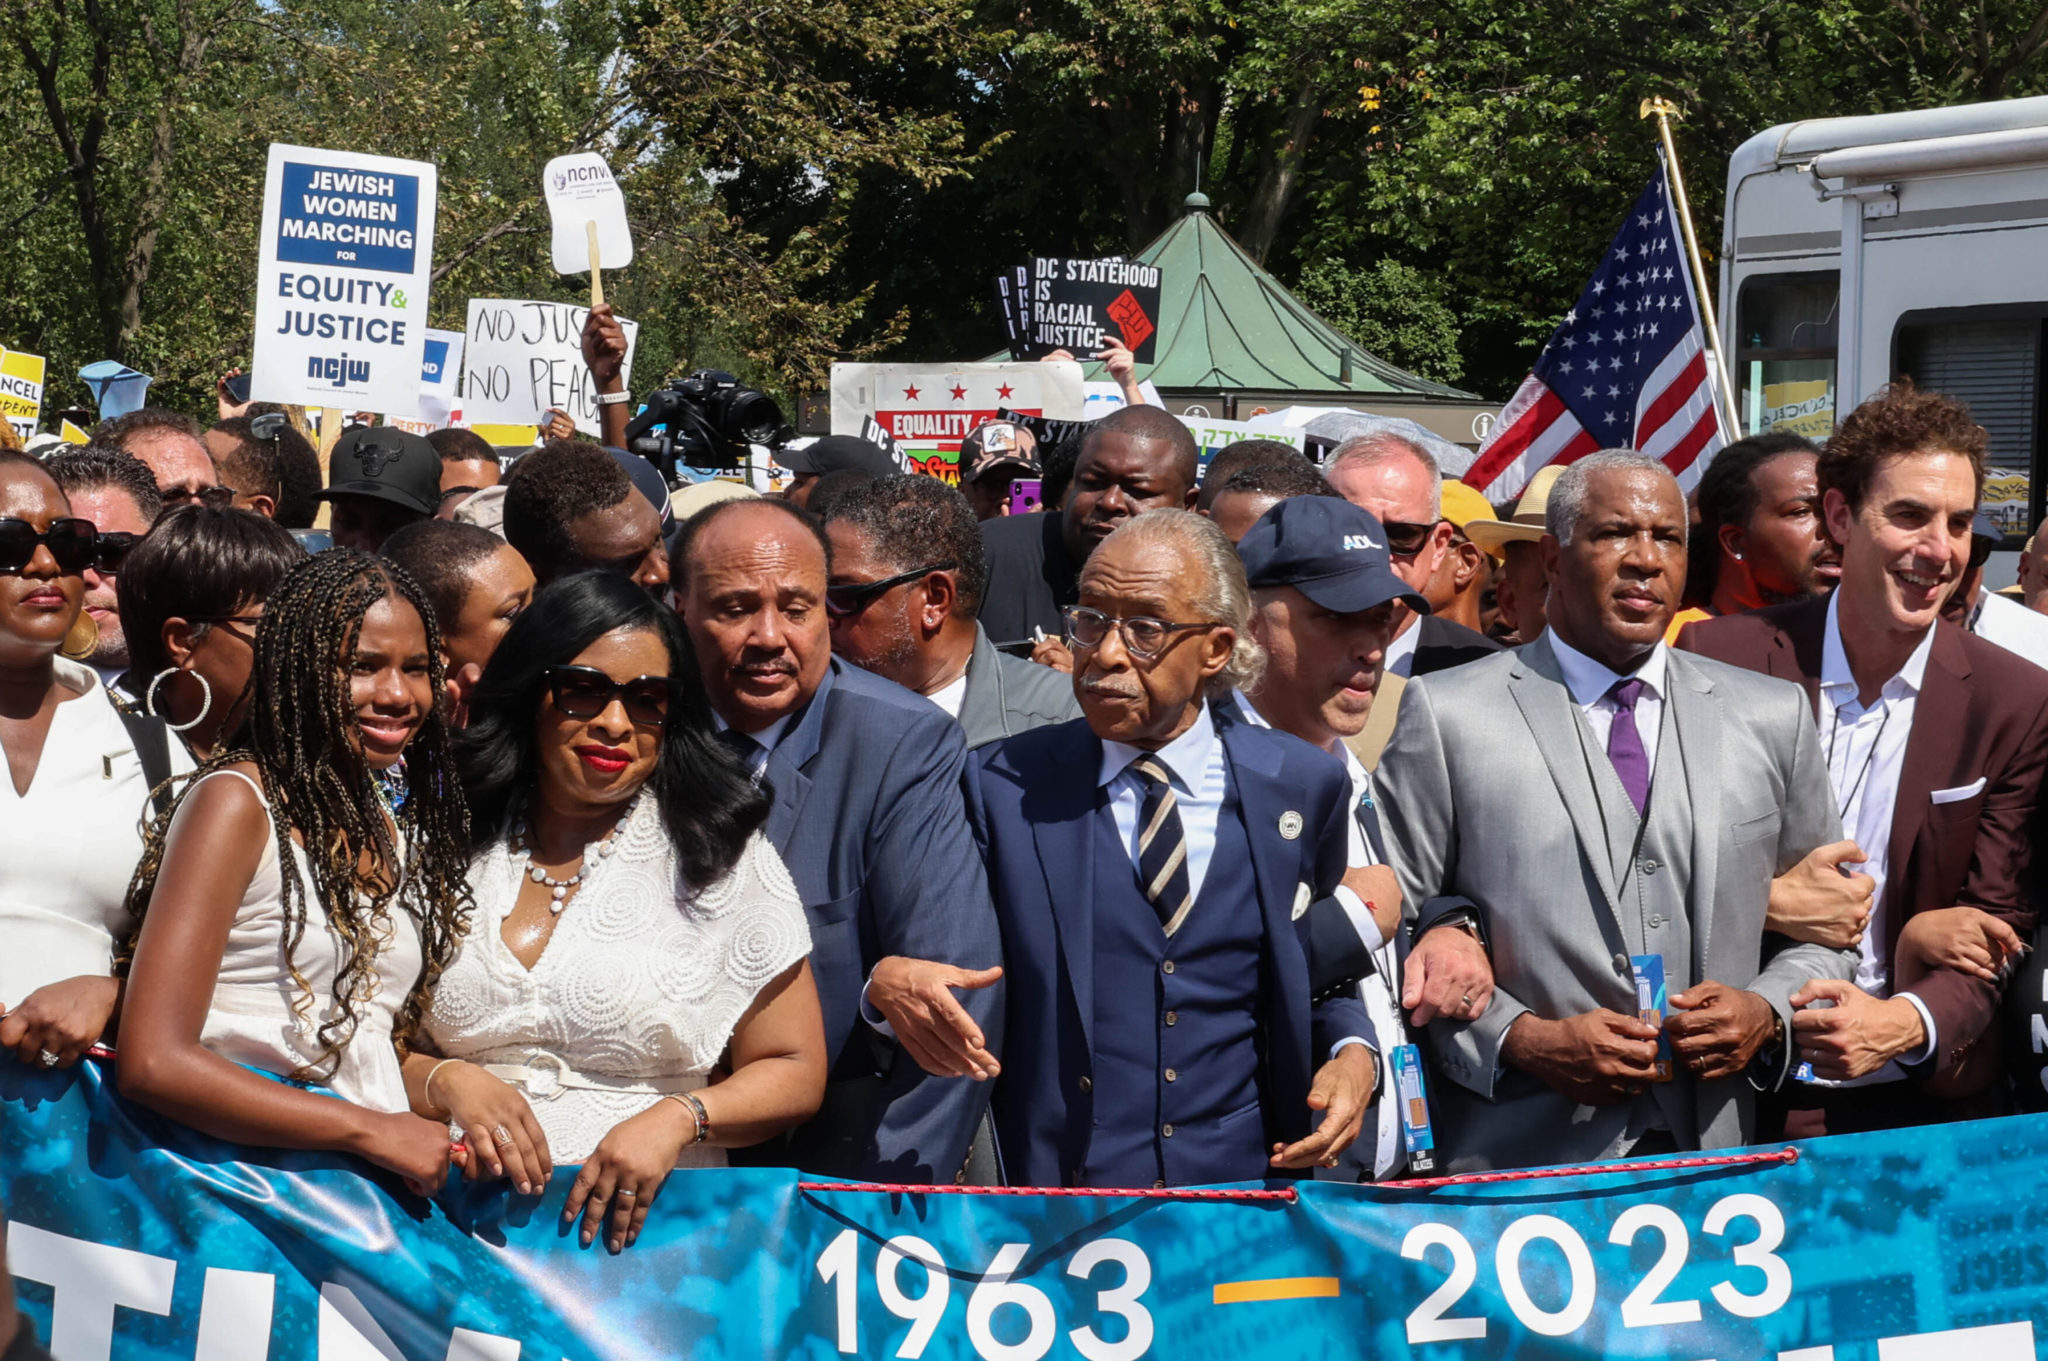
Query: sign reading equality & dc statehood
829 361 1087 482
249 144 438 413
462 299 638 437
0 347 47 441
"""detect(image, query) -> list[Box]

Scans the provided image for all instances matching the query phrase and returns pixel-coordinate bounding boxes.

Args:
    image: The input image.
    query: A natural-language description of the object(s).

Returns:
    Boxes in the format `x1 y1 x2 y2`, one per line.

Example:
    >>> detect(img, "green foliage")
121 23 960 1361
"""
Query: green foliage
1295 257 1465 383
9 0 2048 422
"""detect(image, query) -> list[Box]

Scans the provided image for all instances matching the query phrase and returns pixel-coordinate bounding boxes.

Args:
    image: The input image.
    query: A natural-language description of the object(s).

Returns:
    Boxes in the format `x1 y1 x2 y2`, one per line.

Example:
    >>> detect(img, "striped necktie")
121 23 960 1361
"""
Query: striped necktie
1129 754 1194 936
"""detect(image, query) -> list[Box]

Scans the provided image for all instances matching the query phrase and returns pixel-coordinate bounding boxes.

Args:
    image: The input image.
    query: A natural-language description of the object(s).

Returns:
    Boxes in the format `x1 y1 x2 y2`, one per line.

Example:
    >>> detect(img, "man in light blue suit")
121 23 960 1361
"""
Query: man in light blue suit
673 498 1004 1183
970 509 1378 1188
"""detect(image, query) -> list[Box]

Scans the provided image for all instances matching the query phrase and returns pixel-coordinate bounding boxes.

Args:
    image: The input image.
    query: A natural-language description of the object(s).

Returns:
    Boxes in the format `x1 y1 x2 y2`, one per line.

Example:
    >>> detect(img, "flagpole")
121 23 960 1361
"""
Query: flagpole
1640 97 1745 439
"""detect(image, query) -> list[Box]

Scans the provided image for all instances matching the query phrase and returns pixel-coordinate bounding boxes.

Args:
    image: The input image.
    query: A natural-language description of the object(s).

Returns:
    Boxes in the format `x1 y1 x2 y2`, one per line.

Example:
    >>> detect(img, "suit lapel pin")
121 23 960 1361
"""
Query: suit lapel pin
1278 811 1303 840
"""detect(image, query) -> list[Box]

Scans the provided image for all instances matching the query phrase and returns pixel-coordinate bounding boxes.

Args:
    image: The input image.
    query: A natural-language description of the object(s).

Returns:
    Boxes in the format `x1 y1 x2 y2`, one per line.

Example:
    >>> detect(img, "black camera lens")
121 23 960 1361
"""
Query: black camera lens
723 389 782 444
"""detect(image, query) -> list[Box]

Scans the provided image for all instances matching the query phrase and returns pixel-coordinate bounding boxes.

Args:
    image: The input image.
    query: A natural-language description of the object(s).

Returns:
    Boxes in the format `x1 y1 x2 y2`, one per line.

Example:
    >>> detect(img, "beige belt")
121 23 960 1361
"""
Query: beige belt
480 1051 702 1102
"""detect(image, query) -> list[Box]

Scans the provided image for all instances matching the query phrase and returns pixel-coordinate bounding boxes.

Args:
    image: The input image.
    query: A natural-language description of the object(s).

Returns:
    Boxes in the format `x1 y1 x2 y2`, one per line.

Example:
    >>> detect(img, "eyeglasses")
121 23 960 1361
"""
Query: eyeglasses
160 485 238 511
249 412 288 442
542 665 670 727
1380 519 1442 557
825 563 955 618
1062 605 1219 661
93 531 144 572
0 517 97 574
193 613 263 645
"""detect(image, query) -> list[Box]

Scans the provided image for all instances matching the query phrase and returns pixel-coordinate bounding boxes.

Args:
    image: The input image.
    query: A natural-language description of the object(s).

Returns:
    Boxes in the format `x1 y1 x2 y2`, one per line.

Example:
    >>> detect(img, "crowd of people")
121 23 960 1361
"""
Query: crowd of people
2 343 2045 1261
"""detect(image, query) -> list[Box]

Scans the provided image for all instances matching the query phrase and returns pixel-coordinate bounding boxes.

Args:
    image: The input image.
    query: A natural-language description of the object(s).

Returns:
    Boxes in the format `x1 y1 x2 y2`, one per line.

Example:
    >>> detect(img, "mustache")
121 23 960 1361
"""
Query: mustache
735 656 797 675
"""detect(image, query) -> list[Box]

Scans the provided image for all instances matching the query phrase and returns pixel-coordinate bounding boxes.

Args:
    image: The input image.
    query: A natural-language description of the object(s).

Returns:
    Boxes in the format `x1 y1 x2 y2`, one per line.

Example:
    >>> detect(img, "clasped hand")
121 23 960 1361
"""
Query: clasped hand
1506 981 1775 1104
0 975 119 1069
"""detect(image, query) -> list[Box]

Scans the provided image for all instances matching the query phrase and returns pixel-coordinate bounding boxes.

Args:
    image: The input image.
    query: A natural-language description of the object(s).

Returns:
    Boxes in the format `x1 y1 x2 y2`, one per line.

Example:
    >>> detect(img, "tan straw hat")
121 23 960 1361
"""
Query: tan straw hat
1464 464 1566 556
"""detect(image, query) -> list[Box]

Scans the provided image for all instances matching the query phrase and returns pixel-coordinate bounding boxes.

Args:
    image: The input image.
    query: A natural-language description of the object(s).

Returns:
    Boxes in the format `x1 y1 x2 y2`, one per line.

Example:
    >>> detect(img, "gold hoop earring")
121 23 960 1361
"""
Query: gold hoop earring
59 610 99 662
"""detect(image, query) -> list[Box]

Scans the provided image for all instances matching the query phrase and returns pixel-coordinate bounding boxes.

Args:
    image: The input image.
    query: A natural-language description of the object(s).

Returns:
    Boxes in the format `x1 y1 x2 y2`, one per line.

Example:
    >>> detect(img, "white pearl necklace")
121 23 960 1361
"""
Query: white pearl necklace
511 795 639 914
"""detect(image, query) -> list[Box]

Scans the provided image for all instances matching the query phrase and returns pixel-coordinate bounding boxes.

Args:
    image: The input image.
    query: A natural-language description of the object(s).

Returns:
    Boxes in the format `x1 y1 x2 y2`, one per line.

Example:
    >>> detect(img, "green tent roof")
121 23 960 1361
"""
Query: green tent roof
1052 193 1479 400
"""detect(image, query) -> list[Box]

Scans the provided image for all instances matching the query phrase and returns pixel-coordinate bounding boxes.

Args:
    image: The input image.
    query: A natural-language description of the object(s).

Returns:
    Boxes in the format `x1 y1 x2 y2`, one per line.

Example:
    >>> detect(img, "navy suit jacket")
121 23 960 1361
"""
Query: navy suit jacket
968 710 1373 1187
738 658 1004 1181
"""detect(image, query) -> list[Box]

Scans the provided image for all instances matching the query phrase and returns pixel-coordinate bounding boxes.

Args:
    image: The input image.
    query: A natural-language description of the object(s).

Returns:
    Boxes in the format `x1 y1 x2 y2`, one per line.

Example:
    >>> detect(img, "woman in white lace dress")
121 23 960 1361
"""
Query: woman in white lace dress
116 551 475 1195
413 572 824 1253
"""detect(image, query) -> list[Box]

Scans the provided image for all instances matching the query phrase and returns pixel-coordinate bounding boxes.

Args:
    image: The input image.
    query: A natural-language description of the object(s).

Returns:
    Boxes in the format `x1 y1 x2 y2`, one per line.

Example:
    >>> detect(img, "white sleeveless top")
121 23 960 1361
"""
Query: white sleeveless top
422 799 810 1164
0 660 193 1007
186 769 423 1113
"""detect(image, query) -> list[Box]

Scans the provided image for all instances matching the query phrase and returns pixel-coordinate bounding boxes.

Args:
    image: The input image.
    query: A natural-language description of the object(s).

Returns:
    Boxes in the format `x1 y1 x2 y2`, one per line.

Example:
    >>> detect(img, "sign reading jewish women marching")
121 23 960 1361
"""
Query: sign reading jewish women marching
462 299 638 436
9 1063 2048 1361
250 143 438 412
999 257 1163 363
830 361 1086 482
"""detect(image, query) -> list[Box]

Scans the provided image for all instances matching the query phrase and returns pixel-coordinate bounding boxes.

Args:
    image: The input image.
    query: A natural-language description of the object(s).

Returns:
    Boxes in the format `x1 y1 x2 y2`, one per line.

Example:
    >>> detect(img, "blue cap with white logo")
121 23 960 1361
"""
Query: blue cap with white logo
1236 495 1432 616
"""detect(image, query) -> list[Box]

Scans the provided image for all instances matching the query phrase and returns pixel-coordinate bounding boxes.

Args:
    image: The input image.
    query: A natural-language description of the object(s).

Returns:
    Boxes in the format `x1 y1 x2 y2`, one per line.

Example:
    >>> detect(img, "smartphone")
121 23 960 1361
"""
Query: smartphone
223 372 252 404
1008 478 1043 516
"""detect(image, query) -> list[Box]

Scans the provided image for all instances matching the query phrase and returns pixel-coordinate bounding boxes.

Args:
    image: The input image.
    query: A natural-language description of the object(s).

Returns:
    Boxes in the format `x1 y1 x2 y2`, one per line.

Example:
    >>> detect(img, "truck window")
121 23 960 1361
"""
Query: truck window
1896 310 2046 544
1735 271 1838 439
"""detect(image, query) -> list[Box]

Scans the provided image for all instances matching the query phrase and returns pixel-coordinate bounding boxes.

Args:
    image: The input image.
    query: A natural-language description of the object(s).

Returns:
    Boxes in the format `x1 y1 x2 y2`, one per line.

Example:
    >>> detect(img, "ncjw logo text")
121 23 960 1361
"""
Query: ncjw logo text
308 354 371 388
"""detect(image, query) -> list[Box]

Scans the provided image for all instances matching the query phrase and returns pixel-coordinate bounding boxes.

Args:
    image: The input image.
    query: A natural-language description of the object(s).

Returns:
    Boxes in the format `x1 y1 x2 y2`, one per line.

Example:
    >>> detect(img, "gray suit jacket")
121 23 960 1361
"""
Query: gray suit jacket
1374 632 1856 1169
957 625 1081 751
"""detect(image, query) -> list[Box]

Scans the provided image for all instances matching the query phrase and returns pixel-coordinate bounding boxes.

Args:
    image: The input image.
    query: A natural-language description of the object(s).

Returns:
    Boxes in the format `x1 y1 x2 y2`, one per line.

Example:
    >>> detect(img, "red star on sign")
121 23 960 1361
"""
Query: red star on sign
903 385 921 400
949 384 968 401
996 384 1014 400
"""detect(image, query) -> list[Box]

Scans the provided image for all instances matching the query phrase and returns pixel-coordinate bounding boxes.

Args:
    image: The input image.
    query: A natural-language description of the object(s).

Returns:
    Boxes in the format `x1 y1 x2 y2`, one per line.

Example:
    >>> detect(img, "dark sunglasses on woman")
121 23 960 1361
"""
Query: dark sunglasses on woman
0 517 98 573
541 665 670 727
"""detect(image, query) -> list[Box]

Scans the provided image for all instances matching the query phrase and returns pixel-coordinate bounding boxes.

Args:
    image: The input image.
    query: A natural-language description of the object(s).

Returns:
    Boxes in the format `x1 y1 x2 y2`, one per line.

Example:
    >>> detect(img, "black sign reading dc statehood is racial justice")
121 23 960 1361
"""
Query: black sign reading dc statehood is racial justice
998 257 1163 364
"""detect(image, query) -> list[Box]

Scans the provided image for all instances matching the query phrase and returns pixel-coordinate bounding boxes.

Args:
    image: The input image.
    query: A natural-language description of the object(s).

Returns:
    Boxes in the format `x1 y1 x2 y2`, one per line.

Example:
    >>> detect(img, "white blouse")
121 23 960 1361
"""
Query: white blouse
187 769 423 1114
423 800 810 1164
0 660 192 1008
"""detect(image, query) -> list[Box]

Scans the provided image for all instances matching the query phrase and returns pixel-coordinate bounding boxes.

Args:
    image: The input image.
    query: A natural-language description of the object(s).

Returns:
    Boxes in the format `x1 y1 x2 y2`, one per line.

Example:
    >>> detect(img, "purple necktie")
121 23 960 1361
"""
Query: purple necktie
1606 678 1650 816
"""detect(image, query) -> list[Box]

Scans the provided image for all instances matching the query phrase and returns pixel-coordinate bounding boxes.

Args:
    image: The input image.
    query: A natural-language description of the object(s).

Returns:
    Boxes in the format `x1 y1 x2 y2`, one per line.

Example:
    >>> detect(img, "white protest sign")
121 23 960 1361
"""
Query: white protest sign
461 299 637 436
829 361 1086 482
391 327 465 428
250 143 437 413
545 153 633 276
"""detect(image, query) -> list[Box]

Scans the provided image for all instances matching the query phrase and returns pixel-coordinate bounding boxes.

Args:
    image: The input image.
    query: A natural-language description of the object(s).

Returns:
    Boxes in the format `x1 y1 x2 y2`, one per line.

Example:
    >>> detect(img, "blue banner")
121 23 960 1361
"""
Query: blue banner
5 1062 2043 1360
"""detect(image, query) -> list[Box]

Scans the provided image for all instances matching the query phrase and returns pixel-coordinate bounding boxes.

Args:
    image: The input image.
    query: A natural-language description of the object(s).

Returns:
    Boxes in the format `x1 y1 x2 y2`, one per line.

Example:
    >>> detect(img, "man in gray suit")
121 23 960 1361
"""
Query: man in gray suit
822 475 1078 749
1375 450 1855 1170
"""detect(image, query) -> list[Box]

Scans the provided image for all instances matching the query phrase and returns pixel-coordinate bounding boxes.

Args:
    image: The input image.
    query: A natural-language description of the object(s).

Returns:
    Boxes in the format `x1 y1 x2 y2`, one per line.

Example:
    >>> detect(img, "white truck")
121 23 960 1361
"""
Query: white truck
1720 96 2048 553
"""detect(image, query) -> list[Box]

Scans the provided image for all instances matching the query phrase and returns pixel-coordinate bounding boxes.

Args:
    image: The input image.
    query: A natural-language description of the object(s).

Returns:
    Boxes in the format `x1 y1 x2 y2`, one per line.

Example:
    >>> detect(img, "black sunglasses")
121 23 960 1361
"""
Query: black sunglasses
0 517 97 573
160 485 237 511
826 562 955 618
94 531 143 572
1380 519 1441 557
542 665 670 727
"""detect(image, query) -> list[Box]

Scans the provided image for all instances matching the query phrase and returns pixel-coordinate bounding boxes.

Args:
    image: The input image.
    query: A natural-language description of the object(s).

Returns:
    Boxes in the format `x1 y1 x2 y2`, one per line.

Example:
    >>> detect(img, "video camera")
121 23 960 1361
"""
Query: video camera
624 371 789 477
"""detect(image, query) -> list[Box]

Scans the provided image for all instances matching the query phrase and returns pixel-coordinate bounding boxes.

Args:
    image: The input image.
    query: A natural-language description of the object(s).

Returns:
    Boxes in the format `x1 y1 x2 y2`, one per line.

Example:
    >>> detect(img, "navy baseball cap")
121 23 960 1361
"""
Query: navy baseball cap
1237 495 1431 615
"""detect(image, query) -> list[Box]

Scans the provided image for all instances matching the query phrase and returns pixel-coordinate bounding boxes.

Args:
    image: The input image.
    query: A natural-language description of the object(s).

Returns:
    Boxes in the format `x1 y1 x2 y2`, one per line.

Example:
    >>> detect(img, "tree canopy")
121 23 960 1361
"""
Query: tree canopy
7 0 2048 416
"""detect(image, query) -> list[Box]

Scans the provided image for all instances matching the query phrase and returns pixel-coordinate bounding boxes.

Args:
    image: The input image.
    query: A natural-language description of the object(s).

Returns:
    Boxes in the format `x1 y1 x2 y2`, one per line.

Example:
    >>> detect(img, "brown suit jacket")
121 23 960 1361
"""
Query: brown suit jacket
1678 595 2048 1073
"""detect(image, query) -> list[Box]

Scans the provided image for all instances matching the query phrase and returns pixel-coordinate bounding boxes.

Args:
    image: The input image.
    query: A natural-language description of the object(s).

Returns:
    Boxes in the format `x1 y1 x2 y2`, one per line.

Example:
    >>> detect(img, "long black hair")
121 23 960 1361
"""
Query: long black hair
123 550 474 1078
457 570 768 889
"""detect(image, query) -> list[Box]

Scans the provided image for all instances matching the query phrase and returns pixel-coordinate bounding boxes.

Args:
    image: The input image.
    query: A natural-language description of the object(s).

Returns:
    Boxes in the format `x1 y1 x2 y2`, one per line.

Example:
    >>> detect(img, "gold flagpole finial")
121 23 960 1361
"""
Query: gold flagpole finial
1639 96 1683 122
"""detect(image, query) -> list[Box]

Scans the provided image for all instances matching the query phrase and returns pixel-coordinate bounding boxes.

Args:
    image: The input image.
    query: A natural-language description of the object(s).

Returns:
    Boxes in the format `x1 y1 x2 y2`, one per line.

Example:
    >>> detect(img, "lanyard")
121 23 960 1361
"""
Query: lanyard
1824 691 1895 826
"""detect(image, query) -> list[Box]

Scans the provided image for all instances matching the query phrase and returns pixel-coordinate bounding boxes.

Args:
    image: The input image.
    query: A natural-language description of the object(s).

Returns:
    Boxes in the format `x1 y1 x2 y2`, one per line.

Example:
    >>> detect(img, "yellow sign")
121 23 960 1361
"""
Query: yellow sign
1761 378 1833 439
0 348 47 441
59 419 90 445
465 422 538 448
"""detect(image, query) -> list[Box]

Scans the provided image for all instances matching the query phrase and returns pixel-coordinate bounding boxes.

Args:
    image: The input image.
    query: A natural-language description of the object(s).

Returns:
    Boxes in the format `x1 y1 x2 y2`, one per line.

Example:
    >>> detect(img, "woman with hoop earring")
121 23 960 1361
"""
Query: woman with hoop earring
115 506 304 761
0 453 193 1070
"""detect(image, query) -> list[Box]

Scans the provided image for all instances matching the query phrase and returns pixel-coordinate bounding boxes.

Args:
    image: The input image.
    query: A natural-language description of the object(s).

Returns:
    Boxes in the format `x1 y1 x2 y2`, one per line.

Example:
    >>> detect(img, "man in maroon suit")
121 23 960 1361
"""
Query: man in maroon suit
1680 381 2048 1134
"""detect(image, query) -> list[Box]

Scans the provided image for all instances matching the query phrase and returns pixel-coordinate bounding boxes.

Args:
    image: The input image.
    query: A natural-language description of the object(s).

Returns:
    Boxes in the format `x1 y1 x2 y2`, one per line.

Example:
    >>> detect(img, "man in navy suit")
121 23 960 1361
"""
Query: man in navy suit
673 498 1004 1182
970 508 1378 1188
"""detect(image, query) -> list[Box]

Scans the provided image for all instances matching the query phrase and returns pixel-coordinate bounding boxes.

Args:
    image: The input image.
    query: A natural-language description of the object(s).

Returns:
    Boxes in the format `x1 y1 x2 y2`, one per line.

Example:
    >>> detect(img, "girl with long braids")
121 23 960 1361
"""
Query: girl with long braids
116 550 472 1193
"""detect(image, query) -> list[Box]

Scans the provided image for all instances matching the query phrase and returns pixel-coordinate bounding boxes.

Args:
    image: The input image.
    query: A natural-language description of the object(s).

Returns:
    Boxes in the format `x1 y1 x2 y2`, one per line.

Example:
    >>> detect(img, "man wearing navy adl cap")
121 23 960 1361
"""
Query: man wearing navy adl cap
1234 495 1497 1178
778 436 900 510
316 425 440 552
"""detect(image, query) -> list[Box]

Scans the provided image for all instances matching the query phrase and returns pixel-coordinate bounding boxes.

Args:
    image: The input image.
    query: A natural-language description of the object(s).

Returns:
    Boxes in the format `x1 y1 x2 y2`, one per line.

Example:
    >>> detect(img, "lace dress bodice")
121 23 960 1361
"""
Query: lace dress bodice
422 799 810 1164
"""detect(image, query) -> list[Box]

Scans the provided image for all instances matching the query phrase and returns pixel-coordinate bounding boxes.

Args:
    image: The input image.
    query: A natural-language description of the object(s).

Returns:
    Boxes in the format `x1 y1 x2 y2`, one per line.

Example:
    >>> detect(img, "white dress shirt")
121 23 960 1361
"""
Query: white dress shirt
1546 629 1668 787
711 709 794 777
1814 592 1938 1082
1384 618 1421 679
1968 588 2048 672
1230 691 1381 946
1098 700 1228 902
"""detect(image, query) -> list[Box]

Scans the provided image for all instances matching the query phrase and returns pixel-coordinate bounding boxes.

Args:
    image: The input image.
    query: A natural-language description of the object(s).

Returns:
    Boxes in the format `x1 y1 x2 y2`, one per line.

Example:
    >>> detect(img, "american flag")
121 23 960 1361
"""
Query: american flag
1464 161 1727 497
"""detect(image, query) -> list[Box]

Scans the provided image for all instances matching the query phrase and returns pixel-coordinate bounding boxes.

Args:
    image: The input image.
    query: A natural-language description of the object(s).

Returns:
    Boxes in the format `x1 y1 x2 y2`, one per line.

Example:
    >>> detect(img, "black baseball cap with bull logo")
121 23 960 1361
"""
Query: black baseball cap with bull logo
315 426 442 517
